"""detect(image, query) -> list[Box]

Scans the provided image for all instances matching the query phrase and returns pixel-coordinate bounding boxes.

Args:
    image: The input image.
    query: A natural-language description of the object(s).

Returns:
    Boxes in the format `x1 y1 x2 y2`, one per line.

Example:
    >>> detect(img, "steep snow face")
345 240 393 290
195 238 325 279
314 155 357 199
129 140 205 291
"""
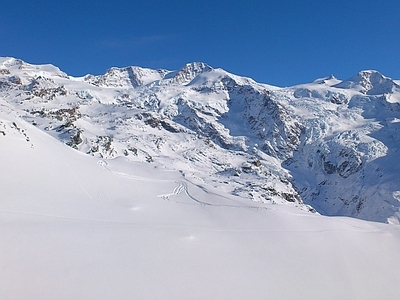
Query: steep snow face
1 57 400 223
285 82 400 223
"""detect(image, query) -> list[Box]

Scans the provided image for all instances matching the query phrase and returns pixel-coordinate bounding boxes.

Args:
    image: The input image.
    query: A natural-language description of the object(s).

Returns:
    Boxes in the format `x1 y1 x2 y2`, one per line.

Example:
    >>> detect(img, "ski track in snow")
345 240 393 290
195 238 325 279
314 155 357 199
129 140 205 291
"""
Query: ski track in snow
62 152 94 199
0 209 389 234
97 160 324 214
96 159 237 207
157 181 186 201
136 174 270 210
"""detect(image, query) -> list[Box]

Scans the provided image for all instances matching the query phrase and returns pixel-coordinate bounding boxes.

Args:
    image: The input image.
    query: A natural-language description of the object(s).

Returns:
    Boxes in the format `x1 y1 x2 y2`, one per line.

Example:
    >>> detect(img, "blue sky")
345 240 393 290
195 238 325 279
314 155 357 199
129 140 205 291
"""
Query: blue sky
2 0 400 86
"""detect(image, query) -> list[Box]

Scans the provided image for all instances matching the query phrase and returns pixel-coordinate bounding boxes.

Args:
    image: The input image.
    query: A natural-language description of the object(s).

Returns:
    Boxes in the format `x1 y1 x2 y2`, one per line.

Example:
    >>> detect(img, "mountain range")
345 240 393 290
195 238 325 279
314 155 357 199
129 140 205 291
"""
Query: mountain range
1 57 399 223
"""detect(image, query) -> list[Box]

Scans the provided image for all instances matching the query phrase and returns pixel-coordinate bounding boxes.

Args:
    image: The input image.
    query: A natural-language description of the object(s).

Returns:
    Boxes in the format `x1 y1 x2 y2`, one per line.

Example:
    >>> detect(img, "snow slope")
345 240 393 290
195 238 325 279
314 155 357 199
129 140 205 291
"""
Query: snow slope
1 100 400 299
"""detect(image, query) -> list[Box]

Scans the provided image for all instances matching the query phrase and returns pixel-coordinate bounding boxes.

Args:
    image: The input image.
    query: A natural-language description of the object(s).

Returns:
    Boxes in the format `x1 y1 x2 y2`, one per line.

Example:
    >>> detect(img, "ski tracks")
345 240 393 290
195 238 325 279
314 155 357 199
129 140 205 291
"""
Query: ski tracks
157 181 211 206
157 181 187 202
97 160 270 210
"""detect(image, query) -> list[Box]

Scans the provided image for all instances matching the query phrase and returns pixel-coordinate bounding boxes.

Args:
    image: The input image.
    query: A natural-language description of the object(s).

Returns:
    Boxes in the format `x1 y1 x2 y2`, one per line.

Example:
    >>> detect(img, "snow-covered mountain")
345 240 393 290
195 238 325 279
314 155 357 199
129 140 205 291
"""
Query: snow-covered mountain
1 57 400 299
1 57 400 223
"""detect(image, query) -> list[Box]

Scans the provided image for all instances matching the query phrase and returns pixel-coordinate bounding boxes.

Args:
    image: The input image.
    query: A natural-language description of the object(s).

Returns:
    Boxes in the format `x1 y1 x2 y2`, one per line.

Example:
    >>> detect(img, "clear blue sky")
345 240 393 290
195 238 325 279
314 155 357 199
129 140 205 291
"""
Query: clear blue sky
2 0 400 86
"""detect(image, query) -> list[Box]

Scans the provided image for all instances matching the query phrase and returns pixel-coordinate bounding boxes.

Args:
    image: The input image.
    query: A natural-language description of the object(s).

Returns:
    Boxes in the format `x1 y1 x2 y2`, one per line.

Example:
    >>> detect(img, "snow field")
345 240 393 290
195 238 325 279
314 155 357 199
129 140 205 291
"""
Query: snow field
1 112 400 299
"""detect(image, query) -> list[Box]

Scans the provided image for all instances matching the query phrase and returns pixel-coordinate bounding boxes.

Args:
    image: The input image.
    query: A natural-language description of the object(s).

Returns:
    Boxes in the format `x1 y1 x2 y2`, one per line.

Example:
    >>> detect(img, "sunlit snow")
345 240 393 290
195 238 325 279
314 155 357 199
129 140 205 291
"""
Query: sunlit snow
1 57 400 299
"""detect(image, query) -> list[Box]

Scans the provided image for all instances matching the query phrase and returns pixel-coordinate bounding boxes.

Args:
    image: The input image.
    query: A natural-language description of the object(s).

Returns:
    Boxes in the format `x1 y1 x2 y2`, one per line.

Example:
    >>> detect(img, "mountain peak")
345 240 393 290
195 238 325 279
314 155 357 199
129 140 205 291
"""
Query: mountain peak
313 74 339 85
333 70 400 95
84 65 166 88
0 57 25 68
183 61 212 71
170 62 213 84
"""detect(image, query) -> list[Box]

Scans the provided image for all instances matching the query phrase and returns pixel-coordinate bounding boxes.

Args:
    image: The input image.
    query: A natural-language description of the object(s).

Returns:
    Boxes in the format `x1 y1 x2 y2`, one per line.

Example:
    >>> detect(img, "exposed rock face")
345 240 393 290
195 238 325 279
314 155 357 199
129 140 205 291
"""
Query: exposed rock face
26 76 67 100
1 56 400 223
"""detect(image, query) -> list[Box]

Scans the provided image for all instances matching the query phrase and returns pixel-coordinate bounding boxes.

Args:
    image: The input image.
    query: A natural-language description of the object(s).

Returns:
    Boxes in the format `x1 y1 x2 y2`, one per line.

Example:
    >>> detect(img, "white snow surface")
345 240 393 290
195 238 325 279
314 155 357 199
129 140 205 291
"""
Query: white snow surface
1 57 400 298
1 105 400 299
